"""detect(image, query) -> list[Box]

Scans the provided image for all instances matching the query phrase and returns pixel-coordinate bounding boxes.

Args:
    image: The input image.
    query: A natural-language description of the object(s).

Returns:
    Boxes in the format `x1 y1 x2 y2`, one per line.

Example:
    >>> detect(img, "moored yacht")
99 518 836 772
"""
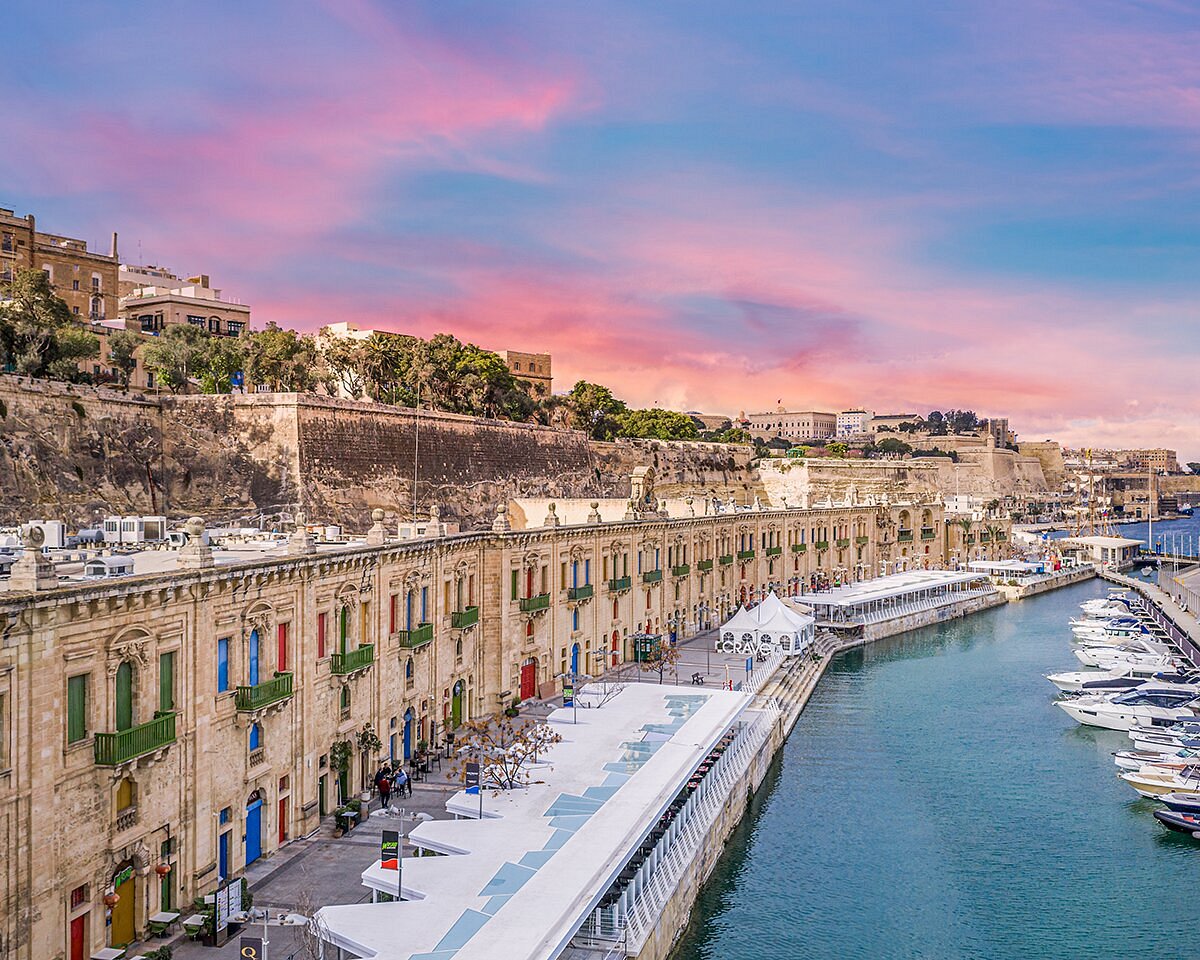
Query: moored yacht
1057 685 1200 731
1112 746 1200 771
1048 669 1198 696
1120 762 1200 798
1073 646 1180 671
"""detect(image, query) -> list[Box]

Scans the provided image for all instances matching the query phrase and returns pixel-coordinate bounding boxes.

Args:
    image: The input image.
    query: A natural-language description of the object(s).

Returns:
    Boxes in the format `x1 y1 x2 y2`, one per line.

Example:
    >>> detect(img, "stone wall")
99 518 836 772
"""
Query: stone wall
0 382 761 531
0 376 267 528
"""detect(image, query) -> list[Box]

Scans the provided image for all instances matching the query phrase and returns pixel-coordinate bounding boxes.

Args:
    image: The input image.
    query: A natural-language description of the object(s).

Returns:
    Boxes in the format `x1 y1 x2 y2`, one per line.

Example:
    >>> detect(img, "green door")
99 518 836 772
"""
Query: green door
115 662 133 731
451 681 463 729
339 607 348 654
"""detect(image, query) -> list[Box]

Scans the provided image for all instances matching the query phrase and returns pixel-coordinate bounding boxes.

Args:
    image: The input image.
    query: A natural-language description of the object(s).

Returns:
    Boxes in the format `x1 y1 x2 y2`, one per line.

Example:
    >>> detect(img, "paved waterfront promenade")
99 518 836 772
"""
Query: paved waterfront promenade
1100 567 1200 666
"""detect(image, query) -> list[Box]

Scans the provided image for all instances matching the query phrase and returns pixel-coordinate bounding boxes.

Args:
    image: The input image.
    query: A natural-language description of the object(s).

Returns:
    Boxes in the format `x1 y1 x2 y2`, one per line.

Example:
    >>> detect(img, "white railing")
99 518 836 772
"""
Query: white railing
596 703 779 953
738 648 784 694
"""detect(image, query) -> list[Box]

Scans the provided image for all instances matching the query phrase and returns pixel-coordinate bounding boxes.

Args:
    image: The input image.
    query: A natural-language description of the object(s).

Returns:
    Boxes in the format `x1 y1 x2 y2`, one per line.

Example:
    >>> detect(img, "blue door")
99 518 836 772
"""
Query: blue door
245 799 263 866
403 710 413 759
218 831 229 880
570 643 580 675
248 629 260 687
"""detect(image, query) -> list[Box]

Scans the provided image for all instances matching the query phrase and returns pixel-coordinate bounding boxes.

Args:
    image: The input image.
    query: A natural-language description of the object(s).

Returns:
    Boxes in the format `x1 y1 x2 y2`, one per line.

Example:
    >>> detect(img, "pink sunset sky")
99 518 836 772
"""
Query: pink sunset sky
4 0 1199 458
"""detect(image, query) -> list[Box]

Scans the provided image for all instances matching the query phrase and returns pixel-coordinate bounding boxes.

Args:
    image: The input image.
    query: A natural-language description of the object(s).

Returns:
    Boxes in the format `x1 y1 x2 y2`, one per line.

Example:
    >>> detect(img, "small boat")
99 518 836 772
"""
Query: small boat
1120 763 1200 798
1057 685 1200 732
1152 809 1200 836
1112 747 1200 771
1142 568 1155 578
1159 791 1200 814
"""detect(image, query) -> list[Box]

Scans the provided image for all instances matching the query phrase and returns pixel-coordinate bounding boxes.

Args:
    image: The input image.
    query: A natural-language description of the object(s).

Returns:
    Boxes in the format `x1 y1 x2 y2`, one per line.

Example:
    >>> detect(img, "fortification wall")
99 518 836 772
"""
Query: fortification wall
0 376 267 527
1 384 758 531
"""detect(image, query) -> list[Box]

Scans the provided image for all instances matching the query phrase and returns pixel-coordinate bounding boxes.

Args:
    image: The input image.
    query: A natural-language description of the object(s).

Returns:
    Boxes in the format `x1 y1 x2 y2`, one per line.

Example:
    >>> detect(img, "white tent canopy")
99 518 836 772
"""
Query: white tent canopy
718 591 815 656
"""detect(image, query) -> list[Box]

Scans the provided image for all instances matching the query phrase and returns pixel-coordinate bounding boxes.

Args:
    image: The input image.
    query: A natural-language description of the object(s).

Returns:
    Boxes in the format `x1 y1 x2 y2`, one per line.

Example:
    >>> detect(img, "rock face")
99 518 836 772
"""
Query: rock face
0 380 760 531
0 376 268 527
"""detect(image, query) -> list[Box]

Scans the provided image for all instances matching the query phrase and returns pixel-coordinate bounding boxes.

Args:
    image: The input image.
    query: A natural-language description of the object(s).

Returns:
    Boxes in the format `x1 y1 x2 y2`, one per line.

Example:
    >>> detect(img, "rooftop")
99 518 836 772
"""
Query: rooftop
315 683 751 960
807 569 987 608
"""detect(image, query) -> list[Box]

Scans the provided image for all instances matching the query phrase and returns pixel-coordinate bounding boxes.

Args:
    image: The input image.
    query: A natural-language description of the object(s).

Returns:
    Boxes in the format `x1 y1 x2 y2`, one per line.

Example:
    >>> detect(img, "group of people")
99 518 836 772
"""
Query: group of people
374 763 412 808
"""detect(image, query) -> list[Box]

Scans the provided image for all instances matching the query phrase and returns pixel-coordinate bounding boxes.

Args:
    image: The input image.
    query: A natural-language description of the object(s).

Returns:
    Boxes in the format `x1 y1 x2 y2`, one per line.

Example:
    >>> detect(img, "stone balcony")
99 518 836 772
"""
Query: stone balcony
642 569 663 584
608 576 632 593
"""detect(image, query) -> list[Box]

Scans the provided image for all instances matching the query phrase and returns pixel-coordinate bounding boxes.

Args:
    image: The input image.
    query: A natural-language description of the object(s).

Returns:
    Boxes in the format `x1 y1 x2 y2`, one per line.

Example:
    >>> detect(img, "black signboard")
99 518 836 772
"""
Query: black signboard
239 936 264 959
464 761 480 794
381 830 399 870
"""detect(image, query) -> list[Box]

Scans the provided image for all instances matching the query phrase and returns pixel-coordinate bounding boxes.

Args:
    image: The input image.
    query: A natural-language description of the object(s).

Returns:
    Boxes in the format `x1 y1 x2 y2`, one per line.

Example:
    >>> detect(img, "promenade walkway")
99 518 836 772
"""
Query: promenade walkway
1099 568 1200 666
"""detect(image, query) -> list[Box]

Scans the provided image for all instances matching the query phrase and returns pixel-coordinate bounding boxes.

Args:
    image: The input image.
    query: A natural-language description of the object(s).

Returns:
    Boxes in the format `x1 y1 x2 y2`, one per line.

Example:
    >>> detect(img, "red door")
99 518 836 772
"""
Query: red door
278 796 288 844
519 659 536 700
70 915 86 960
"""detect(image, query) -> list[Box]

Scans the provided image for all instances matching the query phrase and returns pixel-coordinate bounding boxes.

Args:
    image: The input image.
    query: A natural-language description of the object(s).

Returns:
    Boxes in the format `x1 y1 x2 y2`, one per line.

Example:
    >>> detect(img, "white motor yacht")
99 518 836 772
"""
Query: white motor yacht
1128 720 1200 753
1073 647 1180 671
1057 685 1200 731
1080 593 1133 616
1046 667 1195 695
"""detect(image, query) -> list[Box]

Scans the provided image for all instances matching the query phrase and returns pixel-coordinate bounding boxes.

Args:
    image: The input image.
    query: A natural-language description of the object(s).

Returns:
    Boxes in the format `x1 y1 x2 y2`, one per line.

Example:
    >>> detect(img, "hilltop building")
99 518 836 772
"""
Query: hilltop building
836 408 874 438
742 407 836 441
118 273 249 338
0 206 119 321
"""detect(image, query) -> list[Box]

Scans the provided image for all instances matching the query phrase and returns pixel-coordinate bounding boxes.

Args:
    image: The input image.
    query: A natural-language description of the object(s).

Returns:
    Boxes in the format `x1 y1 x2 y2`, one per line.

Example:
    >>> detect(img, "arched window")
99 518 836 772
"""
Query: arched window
455 638 463 657
340 686 351 718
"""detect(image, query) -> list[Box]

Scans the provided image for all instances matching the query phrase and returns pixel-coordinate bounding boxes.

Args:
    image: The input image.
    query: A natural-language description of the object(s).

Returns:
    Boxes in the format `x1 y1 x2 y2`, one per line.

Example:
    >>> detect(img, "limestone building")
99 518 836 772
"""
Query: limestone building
0 207 119 321
497 349 552 396
119 274 250 338
0 486 990 959
742 407 836 441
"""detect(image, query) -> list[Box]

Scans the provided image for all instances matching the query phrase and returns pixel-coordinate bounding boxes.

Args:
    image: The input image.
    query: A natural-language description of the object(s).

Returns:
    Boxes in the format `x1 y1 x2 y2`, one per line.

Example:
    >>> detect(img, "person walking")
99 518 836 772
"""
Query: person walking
378 773 392 810
393 766 410 798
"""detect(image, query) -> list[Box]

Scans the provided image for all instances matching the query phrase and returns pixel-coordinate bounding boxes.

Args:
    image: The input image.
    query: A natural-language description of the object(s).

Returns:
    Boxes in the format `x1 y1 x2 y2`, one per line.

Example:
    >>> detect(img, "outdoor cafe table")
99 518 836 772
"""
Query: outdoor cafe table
182 914 207 938
90 949 125 960
147 911 180 935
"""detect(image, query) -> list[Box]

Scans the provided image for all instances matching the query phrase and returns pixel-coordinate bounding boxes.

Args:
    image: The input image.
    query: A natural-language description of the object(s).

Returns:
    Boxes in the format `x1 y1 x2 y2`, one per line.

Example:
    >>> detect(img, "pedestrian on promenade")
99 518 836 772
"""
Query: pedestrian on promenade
379 773 392 809
394 766 410 798
374 765 388 797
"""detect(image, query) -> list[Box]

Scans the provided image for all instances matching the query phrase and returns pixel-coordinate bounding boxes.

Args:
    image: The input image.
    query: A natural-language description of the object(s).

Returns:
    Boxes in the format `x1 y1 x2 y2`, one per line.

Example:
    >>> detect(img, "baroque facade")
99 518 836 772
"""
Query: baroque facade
0 497 1008 959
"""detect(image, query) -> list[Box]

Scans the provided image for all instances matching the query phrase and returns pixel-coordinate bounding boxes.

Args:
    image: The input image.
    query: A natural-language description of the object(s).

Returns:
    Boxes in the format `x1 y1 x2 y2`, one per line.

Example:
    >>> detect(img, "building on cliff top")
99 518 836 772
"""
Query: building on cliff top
0 206 120 322
118 272 249 338
741 406 836 441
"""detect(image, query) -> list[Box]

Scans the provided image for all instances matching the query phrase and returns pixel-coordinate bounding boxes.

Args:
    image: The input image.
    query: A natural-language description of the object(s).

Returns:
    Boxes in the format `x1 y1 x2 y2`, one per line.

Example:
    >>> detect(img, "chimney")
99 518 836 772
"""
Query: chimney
110 231 119 261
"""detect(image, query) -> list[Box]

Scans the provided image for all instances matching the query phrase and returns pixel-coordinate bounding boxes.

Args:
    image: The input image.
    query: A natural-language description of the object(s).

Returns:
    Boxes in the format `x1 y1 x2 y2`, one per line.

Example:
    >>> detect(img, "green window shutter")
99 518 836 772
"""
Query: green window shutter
511 569 518 600
159 652 175 712
67 674 87 743
115 662 134 732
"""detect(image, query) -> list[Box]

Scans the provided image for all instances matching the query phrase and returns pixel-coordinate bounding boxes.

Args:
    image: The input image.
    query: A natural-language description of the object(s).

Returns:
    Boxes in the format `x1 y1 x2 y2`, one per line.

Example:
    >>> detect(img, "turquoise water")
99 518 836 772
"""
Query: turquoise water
672 581 1200 960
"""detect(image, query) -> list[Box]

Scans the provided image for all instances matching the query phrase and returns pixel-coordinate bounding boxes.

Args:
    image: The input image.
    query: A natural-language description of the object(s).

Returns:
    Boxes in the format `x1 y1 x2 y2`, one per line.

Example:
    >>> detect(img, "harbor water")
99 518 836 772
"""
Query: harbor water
672 580 1200 960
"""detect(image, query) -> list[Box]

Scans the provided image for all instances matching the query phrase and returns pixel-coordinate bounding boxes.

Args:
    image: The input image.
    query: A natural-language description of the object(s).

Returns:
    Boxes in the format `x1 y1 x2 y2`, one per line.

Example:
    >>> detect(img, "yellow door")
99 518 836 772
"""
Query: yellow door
110 875 135 946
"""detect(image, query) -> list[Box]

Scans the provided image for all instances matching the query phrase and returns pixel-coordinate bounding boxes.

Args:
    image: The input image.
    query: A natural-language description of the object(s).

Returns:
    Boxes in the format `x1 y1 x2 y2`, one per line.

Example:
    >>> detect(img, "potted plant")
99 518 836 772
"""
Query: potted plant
416 738 428 758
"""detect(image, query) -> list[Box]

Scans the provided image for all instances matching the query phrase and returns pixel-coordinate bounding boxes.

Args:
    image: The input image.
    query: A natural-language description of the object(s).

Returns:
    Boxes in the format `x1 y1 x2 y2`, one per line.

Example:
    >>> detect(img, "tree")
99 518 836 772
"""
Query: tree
566 380 627 439
141 323 209 393
106 330 142 389
449 716 563 791
615 408 699 441
0 268 98 379
196 335 245 394
244 323 318 393
876 437 912 456
637 637 681 685
826 441 849 458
